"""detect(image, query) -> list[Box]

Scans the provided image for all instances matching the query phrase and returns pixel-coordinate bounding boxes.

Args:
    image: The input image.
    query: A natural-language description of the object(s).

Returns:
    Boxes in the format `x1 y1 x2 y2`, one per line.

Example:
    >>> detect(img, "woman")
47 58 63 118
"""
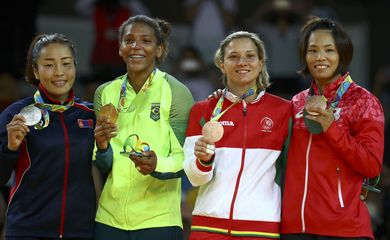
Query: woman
0 34 97 239
183 31 292 239
281 17 385 240
93 15 194 240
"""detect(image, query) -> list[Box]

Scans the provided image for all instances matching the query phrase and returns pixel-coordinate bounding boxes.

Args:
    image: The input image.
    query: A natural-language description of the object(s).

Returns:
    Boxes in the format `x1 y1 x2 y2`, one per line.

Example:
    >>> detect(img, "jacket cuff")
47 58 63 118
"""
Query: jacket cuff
94 144 113 175
196 156 214 172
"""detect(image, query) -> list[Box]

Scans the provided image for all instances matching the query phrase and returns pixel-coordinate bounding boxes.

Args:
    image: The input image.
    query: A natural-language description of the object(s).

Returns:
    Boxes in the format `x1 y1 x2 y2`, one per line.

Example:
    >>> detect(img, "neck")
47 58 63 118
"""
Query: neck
228 84 257 102
127 67 155 93
315 73 342 94
40 85 70 104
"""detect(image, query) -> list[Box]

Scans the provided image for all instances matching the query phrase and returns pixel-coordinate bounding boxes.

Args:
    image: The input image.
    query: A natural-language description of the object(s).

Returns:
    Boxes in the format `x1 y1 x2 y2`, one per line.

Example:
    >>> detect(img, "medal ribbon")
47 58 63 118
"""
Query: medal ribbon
328 75 353 109
33 90 74 129
210 86 256 121
308 74 353 109
117 68 156 112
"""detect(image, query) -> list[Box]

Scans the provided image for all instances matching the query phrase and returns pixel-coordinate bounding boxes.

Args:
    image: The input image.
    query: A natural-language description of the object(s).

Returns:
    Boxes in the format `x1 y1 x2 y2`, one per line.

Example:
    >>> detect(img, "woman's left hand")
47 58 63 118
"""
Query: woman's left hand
130 150 157 175
305 106 335 132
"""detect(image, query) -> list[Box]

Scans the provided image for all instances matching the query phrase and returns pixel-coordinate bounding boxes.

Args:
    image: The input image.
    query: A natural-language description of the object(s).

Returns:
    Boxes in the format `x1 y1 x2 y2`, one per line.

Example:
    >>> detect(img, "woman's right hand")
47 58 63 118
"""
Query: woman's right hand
6 115 30 151
194 136 215 163
94 116 117 150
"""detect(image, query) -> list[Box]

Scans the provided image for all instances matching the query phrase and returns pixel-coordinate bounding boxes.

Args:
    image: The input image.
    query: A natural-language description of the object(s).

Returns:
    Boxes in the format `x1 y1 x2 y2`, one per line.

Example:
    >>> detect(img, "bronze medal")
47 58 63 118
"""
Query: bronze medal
303 95 327 134
19 105 42 126
202 121 224 143
303 108 323 134
305 95 327 115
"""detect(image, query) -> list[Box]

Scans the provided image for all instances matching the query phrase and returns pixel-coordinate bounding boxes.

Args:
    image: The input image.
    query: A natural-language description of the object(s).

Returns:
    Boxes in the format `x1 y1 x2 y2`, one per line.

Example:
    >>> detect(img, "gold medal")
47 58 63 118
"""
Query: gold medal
19 105 42 126
99 103 118 123
202 121 224 143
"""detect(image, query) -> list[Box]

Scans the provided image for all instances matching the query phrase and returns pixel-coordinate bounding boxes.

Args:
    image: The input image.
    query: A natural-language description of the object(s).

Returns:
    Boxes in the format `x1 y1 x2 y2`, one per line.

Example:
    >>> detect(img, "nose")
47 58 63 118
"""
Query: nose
238 56 249 65
315 50 326 61
54 64 64 76
130 40 141 49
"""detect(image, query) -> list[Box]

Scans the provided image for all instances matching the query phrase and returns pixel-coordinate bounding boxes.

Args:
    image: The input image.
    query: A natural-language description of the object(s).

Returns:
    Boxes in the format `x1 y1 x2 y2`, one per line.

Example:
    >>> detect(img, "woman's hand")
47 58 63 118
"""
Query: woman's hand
208 89 223 100
194 136 215 163
130 150 157 175
305 106 335 132
94 116 117 150
7 115 30 151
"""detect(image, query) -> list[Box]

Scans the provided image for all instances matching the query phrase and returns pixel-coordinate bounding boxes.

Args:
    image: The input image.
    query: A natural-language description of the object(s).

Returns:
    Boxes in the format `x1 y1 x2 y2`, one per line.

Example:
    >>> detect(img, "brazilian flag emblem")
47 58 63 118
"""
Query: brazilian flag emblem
150 103 160 121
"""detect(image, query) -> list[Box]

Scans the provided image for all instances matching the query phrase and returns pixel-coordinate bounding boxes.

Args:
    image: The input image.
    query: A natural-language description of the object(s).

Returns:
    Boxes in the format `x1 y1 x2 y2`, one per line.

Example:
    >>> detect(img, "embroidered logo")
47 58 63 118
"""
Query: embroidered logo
150 103 160 121
333 107 341 120
78 119 94 128
260 117 273 132
295 110 304 119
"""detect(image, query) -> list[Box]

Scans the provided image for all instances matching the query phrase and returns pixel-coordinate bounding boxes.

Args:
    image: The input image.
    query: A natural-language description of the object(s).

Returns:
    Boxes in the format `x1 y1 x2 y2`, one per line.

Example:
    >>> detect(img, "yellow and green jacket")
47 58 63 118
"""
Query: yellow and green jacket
93 68 194 230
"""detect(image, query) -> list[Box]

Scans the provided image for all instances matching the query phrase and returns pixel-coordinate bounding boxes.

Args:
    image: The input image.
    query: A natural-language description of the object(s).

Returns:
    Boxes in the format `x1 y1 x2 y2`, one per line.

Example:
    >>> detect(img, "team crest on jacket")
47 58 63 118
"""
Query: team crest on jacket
260 117 273 132
150 103 160 121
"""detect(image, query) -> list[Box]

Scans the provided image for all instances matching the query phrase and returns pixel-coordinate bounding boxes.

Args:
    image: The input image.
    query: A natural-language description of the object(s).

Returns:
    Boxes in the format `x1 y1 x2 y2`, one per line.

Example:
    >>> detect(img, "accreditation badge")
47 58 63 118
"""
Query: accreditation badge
150 103 160 121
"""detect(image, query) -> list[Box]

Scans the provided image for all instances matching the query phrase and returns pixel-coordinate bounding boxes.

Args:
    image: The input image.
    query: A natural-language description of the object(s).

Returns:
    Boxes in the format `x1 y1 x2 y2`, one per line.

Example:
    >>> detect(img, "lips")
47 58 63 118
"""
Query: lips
128 54 145 60
314 65 329 69
236 69 251 75
52 80 67 87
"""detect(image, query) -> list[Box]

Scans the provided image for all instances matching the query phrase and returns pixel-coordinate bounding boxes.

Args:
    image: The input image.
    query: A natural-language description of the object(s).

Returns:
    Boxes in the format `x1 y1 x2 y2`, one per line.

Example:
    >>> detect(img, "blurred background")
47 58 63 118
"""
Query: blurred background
0 0 389 239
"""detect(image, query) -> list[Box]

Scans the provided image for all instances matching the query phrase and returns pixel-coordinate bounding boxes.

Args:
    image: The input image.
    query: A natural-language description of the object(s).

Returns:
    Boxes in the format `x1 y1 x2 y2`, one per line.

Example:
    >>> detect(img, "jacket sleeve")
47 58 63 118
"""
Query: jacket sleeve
92 82 114 173
183 103 215 186
324 94 384 178
152 77 194 179
0 107 19 186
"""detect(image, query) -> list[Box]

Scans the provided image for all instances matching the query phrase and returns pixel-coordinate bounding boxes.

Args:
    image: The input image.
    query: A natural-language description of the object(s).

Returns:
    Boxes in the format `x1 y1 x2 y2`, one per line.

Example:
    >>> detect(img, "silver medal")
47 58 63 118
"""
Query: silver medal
19 105 42 126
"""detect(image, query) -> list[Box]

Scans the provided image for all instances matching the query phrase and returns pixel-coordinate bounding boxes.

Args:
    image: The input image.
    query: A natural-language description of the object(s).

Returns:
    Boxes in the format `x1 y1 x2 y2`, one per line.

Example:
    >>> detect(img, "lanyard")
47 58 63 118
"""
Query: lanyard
328 75 353 109
117 68 156 112
210 86 256 121
33 90 74 129
309 74 353 109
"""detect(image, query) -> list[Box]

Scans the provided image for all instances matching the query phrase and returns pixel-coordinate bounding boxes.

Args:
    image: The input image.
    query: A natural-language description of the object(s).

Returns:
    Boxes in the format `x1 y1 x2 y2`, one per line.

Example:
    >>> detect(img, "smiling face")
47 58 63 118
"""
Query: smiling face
306 29 341 86
119 22 162 75
220 38 263 92
33 43 76 102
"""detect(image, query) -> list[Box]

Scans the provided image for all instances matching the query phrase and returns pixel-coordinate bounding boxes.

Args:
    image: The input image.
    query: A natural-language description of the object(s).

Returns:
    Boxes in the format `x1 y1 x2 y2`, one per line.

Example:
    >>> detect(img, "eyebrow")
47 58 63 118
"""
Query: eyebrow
308 43 335 47
41 56 73 61
227 49 257 54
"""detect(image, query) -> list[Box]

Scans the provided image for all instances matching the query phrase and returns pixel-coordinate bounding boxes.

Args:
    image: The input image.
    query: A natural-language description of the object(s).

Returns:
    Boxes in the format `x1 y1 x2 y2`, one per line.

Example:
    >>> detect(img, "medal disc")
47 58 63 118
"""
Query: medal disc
305 95 327 116
202 121 224 143
99 103 118 123
19 105 42 126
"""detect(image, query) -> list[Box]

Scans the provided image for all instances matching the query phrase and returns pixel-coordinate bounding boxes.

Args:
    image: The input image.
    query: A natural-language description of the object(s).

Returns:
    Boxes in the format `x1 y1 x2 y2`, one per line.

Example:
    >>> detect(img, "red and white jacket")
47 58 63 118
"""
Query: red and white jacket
281 73 385 239
184 90 292 239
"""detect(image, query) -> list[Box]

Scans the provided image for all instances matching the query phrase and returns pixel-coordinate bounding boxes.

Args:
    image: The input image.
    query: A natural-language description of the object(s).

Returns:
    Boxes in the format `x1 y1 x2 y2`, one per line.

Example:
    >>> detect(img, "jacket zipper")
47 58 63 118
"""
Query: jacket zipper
59 113 70 238
336 167 345 208
228 104 247 235
301 133 312 233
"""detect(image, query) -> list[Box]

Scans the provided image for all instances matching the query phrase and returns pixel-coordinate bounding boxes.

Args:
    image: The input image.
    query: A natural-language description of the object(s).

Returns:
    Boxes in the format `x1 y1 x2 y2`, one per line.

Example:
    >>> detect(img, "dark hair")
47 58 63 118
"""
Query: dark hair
214 31 270 90
25 33 76 86
298 16 353 77
118 15 171 64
